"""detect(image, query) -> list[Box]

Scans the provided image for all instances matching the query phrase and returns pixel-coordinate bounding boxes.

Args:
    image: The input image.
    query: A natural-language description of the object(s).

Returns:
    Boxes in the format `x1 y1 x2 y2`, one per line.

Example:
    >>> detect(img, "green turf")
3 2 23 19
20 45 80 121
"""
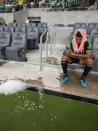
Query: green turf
0 90 98 131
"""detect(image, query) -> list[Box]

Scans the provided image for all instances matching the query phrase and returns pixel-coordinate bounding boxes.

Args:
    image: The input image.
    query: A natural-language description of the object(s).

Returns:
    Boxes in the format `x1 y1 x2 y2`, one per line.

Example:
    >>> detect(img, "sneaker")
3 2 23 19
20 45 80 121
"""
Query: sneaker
60 76 68 84
80 79 87 88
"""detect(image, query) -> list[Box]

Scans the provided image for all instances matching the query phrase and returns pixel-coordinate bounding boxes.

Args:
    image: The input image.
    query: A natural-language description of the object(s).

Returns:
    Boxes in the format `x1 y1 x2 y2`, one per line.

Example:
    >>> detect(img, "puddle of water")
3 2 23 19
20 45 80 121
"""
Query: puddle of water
0 60 8 66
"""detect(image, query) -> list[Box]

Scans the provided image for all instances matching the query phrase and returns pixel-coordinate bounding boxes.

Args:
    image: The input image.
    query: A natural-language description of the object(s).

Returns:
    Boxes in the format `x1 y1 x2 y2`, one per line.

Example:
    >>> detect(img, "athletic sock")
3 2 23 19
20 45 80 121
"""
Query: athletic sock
80 65 93 81
61 61 68 77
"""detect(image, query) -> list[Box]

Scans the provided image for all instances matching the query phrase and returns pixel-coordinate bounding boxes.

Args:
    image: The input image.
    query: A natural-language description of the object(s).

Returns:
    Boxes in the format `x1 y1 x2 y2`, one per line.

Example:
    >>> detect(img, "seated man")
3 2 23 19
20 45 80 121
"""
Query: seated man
60 29 94 88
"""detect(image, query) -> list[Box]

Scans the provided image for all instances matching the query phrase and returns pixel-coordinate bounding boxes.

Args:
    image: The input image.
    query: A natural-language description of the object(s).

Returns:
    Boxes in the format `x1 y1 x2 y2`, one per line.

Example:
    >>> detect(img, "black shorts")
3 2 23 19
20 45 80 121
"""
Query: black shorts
70 57 80 64
63 51 80 64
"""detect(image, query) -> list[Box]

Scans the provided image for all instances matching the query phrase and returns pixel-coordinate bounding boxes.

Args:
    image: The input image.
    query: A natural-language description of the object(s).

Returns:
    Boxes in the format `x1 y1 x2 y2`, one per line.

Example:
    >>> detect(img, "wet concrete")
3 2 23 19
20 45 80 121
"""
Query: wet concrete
18 77 45 89
0 42 98 100
58 70 98 99
0 60 8 66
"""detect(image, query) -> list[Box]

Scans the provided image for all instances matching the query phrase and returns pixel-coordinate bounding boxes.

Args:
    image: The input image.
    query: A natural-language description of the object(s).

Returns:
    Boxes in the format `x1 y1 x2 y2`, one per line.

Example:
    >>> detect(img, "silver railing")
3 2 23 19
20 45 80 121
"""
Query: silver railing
40 26 73 71
40 28 57 71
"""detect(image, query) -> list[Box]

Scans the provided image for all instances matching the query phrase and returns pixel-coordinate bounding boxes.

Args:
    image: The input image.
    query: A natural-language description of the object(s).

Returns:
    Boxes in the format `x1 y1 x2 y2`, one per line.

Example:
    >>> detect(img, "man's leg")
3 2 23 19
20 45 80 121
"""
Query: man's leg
60 56 71 84
79 58 94 87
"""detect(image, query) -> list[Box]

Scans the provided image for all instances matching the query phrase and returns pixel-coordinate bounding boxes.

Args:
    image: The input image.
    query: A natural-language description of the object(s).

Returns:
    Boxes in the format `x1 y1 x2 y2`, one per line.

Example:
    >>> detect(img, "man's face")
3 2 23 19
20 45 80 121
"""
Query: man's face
76 36 83 45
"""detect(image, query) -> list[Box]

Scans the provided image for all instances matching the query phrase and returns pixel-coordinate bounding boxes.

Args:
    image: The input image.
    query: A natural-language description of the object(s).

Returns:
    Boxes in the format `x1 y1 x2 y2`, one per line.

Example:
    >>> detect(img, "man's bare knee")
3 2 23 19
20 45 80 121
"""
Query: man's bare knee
87 58 94 65
61 56 69 61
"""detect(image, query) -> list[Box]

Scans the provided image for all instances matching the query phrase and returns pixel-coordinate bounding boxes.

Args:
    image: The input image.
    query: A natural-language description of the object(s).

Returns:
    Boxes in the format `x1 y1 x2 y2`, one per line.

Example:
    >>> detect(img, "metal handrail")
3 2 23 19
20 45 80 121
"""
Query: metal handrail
40 28 48 71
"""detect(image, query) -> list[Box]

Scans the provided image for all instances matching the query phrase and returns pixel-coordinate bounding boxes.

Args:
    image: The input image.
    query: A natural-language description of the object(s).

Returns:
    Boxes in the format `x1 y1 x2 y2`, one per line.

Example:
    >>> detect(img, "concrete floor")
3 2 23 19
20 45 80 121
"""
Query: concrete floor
0 41 98 100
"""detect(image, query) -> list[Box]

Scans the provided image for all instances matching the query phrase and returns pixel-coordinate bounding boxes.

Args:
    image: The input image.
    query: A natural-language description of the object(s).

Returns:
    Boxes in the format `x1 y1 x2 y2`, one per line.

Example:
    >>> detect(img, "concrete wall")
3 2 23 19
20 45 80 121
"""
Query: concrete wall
0 13 13 24
14 9 29 23
0 8 98 25
29 8 98 25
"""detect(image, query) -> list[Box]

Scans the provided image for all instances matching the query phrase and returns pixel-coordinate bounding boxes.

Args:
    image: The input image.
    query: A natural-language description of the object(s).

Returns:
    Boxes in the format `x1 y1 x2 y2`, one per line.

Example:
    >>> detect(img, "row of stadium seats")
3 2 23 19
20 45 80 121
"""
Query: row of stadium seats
0 22 47 50
0 22 48 61
69 23 98 41
69 22 98 28
92 34 98 71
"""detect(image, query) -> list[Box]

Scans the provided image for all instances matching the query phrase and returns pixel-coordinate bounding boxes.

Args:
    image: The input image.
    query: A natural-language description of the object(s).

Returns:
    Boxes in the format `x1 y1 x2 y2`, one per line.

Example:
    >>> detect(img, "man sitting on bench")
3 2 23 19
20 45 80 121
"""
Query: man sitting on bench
60 29 93 88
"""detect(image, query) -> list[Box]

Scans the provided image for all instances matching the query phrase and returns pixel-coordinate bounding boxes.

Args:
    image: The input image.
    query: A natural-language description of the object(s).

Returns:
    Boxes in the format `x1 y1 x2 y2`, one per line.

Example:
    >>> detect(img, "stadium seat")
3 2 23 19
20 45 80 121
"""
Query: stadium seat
17 23 26 27
8 22 17 28
73 27 88 33
92 34 98 71
89 29 98 41
0 32 10 59
27 26 39 50
75 23 87 28
88 23 98 29
5 32 27 61
38 22 47 42
15 26 26 33
0 26 4 32
27 23 36 28
4 26 14 33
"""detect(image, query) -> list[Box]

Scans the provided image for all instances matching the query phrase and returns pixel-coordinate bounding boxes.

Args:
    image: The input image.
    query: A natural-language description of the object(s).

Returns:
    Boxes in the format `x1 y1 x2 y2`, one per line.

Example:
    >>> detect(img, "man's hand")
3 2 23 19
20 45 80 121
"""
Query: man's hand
69 50 76 57
66 49 71 56
66 49 76 58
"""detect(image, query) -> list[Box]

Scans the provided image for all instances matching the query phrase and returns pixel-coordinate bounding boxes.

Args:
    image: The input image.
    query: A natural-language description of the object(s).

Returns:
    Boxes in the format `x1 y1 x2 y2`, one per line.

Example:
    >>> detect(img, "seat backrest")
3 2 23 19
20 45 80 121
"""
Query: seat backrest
15 26 26 33
0 32 10 43
27 23 36 28
92 34 98 50
69 32 74 39
88 23 98 29
17 23 26 27
8 22 17 28
4 26 14 33
12 32 26 46
89 29 98 40
75 23 87 28
38 22 47 29
73 27 87 33
0 26 4 32
27 27 39 39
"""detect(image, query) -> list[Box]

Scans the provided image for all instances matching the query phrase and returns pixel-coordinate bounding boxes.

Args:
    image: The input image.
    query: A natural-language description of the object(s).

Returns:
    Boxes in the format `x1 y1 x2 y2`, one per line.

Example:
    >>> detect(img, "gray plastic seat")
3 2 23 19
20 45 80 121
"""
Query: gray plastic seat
4 26 14 43
92 49 98 71
15 26 26 33
17 23 26 27
8 22 17 28
38 22 47 31
0 32 10 59
0 26 4 32
75 23 87 28
89 29 98 41
92 34 98 50
73 27 87 33
5 32 27 61
92 34 98 71
27 23 36 28
69 32 74 39
88 23 98 28
38 22 47 42
87 24 98 34
4 26 14 34
27 27 39 50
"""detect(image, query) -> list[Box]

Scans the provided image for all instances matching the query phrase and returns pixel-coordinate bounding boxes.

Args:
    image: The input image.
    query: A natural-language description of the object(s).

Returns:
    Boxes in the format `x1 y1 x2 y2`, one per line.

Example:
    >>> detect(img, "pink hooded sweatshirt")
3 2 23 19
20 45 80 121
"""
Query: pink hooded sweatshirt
72 29 87 52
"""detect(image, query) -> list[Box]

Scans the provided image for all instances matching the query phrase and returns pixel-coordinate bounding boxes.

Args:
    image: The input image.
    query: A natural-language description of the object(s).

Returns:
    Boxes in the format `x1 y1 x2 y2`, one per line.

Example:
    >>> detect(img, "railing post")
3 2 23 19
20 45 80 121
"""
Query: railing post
46 32 49 58
50 31 53 55
40 29 48 71
40 37 42 72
